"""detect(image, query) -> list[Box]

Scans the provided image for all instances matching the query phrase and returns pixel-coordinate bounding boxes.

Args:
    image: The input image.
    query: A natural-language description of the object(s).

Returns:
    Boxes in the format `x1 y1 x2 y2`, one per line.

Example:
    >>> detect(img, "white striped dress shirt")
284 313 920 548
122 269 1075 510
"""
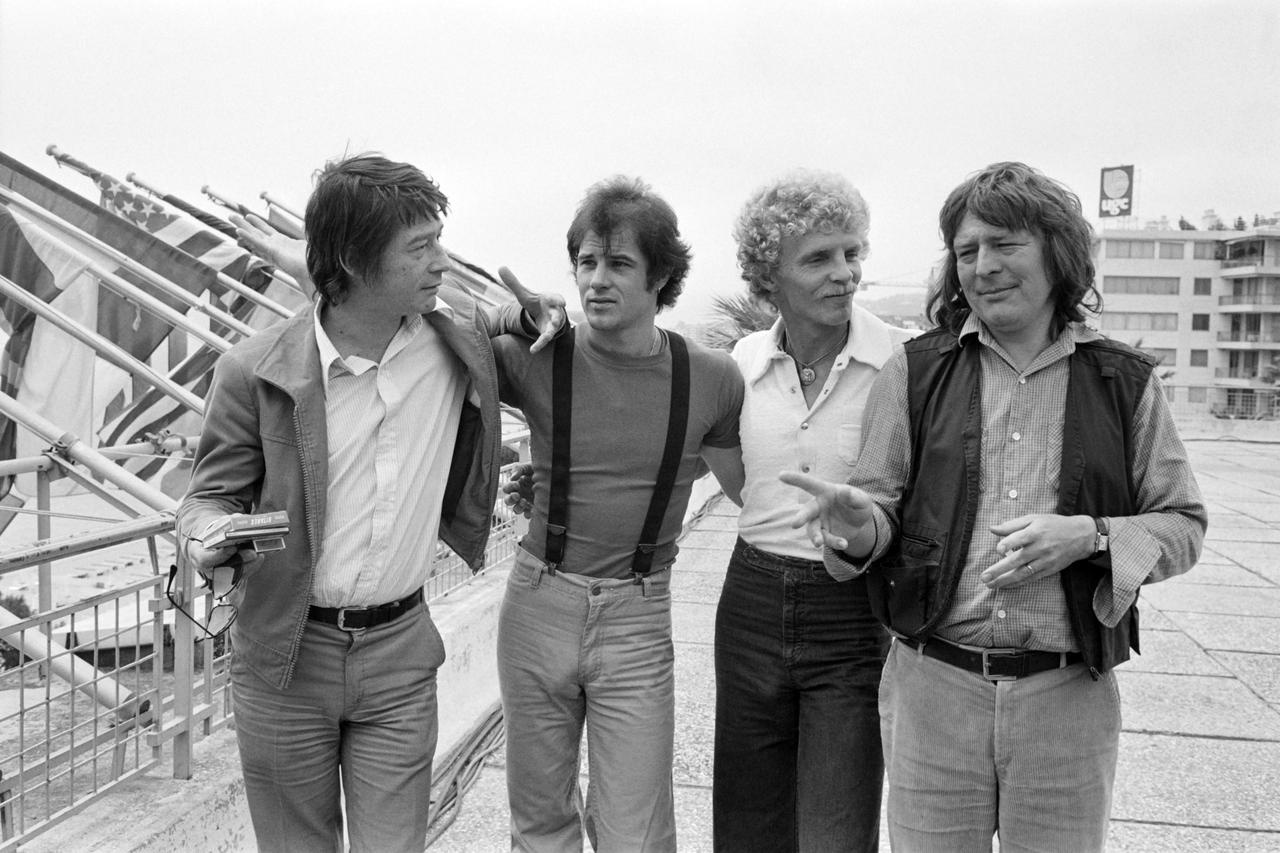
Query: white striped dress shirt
310 304 466 607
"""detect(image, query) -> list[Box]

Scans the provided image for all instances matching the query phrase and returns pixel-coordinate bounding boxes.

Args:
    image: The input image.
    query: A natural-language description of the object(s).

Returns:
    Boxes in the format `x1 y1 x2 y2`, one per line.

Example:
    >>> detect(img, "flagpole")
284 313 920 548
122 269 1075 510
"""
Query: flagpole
45 147 298 315
0 185 255 340
126 171 237 239
126 171 306 303
0 275 206 413
201 185 250 217
260 191 303 222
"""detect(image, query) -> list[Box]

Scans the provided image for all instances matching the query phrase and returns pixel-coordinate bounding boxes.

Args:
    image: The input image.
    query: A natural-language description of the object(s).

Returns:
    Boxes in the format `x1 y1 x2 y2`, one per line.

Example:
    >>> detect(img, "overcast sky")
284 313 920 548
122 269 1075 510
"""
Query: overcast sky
2 0 1277 323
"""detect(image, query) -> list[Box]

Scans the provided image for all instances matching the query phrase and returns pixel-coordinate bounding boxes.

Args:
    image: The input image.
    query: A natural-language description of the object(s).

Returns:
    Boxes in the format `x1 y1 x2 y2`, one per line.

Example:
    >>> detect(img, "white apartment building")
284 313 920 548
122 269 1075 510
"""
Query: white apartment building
1096 221 1280 419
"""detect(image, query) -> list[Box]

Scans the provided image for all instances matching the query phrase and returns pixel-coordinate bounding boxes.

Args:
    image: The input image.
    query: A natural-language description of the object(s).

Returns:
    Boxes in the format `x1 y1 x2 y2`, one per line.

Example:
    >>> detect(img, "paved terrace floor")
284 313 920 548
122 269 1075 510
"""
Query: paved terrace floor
431 437 1280 852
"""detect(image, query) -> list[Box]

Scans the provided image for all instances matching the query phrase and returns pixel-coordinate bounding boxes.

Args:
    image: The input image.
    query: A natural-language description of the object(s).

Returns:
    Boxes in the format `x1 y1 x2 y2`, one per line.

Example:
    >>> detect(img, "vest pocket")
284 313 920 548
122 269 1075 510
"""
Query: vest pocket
867 530 942 636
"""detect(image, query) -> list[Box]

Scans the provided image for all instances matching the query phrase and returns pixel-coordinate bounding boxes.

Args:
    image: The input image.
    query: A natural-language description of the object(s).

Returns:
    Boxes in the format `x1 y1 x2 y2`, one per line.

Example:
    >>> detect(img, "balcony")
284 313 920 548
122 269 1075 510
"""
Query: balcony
1216 331 1280 348
1220 262 1280 277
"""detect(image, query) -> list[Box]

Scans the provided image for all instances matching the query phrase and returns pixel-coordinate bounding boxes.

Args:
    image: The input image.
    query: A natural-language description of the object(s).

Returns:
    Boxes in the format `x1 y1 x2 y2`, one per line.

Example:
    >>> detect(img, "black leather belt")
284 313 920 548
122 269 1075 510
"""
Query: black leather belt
899 635 1082 681
308 589 423 631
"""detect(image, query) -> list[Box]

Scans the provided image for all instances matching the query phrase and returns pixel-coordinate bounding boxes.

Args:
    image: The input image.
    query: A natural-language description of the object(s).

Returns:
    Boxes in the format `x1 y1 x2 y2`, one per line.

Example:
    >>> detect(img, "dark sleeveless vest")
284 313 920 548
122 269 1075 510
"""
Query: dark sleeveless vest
865 327 1155 674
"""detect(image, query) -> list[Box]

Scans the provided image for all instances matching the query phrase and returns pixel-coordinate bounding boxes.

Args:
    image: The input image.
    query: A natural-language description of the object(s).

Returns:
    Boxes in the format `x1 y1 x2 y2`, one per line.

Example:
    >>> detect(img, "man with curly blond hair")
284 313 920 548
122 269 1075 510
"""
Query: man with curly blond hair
713 171 915 853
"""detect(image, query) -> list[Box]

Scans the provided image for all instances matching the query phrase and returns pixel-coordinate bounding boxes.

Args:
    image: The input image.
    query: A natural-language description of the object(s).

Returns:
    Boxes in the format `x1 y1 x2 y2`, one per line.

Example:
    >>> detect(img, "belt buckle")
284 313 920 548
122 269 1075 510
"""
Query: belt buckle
981 648 1020 681
335 607 357 632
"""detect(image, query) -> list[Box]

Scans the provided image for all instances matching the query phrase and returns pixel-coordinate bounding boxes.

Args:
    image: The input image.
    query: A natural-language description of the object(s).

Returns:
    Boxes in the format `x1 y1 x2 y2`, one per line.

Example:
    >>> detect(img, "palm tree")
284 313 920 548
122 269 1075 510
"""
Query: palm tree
701 293 776 351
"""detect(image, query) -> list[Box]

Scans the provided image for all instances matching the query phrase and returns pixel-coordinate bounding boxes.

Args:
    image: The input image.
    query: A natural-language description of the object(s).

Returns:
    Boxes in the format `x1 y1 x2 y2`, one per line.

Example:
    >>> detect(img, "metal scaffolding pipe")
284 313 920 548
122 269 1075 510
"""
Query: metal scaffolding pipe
0 605 151 722
0 274 205 414
0 392 176 511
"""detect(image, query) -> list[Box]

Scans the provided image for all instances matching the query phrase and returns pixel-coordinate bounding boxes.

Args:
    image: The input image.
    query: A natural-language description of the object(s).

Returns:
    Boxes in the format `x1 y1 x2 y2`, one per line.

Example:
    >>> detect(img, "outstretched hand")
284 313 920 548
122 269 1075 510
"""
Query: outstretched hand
778 470 877 555
497 267 567 354
231 213 310 283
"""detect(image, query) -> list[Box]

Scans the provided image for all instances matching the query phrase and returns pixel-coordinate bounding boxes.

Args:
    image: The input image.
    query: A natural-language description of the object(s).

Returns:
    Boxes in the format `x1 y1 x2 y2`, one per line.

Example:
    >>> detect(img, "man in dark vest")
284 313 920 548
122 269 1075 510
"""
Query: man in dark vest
783 161 1206 852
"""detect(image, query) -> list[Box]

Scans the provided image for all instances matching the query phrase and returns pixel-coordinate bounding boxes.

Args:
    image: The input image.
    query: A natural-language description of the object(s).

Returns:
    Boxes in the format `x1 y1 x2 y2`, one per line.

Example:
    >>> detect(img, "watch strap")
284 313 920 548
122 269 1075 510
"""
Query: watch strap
1093 516 1110 554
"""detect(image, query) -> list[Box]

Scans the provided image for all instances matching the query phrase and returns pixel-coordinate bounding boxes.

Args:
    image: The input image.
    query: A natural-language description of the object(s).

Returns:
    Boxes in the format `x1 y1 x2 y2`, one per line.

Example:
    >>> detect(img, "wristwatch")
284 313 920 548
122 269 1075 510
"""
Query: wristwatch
1093 516 1110 556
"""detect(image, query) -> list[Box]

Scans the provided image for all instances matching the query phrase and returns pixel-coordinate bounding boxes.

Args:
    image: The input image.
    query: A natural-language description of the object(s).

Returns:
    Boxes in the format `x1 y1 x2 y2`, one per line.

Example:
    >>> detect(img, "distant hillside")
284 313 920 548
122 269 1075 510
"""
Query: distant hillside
857 285 928 321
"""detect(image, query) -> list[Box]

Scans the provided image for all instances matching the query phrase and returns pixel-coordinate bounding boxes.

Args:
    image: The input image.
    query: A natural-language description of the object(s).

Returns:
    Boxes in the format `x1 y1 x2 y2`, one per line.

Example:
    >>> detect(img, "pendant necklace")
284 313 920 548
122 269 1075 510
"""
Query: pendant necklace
784 329 848 387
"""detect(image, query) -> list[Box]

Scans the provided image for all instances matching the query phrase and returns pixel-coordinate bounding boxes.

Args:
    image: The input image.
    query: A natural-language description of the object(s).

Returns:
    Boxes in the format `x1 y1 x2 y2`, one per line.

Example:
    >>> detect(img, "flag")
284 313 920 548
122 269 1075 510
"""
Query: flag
76 164 274 314
43 153 304 493
1099 165 1135 218
0 205 101 498
0 150 221 365
266 203 304 240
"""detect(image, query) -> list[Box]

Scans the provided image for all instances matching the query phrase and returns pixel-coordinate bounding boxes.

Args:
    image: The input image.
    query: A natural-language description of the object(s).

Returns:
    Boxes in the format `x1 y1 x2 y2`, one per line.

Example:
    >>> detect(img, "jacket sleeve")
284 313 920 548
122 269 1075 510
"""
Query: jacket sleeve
175 352 266 541
480 302 538 339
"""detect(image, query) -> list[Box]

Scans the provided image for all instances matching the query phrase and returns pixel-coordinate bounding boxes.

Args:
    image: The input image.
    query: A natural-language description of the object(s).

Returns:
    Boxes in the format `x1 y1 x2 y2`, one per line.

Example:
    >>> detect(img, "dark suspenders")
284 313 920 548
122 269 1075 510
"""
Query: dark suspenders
544 327 691 582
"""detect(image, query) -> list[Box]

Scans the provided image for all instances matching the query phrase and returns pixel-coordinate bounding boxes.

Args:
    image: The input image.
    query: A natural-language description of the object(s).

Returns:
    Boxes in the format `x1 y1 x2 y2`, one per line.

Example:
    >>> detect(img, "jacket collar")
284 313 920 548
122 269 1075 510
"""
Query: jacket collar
252 282 482 399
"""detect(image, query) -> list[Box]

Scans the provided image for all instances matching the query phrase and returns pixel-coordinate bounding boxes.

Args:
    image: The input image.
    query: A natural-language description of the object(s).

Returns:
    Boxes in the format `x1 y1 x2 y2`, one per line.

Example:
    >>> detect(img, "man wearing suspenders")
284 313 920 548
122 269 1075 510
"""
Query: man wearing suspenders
492 176 745 853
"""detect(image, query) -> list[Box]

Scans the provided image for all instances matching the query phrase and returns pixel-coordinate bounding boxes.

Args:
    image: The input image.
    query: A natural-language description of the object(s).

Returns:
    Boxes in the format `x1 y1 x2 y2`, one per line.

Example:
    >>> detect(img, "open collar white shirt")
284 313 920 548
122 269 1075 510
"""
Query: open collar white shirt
733 301 916 559
310 302 467 607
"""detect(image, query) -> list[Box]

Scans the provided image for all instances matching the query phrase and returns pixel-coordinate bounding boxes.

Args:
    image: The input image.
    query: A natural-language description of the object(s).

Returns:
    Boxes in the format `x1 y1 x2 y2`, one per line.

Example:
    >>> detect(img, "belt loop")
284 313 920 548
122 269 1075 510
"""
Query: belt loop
530 564 544 590
640 574 652 598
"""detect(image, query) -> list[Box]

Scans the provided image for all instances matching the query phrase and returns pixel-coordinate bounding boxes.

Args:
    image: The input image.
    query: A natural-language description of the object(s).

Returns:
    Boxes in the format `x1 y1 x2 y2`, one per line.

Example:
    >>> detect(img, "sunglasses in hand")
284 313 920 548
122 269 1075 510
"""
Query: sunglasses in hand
166 557 244 640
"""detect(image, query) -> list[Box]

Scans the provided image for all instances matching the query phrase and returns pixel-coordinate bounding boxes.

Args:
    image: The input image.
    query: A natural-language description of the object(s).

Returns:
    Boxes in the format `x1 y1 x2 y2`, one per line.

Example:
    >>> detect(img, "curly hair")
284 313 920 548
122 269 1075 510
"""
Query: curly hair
733 171 870 303
926 161 1101 335
305 153 449 306
566 176 691 312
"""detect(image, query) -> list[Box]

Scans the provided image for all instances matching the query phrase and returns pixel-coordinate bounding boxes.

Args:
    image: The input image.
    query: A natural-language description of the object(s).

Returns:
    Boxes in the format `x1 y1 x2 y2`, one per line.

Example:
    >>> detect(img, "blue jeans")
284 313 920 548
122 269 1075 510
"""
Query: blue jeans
880 639 1121 852
231 602 444 853
713 538 888 853
498 549 677 853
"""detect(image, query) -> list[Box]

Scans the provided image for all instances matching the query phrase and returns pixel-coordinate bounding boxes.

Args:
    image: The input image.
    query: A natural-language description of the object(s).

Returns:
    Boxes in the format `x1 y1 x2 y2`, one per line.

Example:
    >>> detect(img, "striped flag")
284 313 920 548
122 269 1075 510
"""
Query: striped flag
1 150 221 364
45 154 305 496
0 205 101 498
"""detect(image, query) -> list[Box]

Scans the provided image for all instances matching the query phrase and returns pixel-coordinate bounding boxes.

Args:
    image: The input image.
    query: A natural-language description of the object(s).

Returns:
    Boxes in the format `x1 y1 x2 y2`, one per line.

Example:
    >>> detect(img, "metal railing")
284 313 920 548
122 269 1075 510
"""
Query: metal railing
1215 331 1280 343
1218 293 1280 306
0 422 531 849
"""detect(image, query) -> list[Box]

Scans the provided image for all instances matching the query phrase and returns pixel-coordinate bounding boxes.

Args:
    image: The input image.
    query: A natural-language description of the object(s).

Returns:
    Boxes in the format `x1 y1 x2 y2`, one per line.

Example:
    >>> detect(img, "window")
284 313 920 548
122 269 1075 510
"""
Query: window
1099 313 1179 331
1188 387 1207 404
1190 349 1208 367
1105 240 1156 259
1102 276 1179 295
1193 242 1221 260
1143 348 1176 366
1158 242 1185 259
1191 314 1210 331
1193 278 1212 295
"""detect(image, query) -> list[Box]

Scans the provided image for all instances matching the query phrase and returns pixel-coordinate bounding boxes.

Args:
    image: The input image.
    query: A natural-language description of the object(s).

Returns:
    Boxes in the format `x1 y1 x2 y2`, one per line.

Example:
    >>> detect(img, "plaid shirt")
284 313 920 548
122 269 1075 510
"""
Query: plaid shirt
827 318 1206 652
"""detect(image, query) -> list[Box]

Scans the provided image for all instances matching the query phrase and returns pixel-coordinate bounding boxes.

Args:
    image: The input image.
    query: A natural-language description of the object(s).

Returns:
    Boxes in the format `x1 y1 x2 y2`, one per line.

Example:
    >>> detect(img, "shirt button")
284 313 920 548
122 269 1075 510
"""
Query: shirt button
1011 431 1021 441
1018 376 1027 385
997 609 1007 619
1008 489 1019 499
591 586 602 596
800 422 809 430
802 465 811 473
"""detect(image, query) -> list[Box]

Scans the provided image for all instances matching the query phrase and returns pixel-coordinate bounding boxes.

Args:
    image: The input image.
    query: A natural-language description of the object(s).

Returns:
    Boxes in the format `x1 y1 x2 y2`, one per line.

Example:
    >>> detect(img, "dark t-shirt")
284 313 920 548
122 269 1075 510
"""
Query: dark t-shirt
494 328 743 578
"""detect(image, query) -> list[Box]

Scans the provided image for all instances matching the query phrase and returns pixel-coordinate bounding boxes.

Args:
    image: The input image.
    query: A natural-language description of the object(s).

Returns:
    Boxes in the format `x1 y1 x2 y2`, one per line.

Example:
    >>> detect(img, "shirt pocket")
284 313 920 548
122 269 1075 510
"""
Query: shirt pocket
837 423 863 466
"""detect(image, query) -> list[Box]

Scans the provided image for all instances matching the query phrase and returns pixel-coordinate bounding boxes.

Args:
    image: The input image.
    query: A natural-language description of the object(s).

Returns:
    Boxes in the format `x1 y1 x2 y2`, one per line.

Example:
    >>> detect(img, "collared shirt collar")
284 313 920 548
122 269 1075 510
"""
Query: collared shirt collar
959 314 1102 366
313 301 454 395
743 301 896 386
